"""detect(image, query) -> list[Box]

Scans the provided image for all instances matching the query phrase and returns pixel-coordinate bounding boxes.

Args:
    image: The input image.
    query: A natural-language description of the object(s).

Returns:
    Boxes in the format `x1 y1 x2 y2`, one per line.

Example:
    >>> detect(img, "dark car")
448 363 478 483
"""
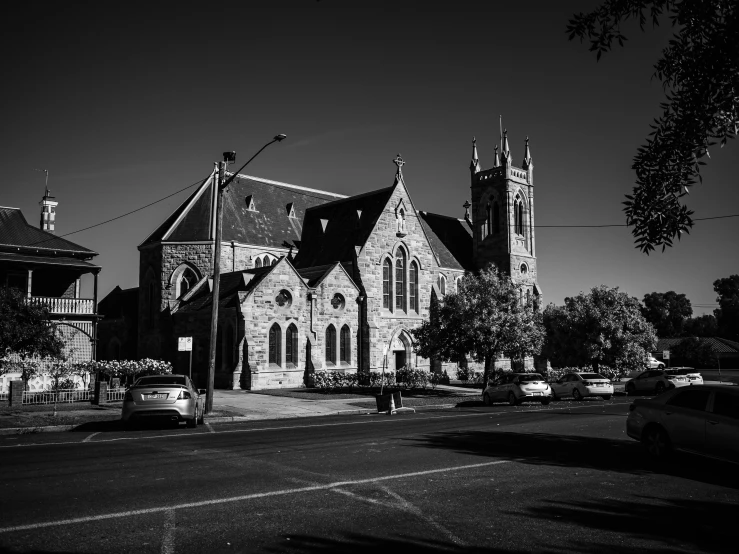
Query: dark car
626 385 739 463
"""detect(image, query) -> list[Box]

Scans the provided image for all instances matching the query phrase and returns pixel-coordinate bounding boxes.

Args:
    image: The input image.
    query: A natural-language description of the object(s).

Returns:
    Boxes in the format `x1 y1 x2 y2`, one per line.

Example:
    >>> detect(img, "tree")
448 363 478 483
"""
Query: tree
683 314 718 337
670 337 717 368
542 285 657 375
0 287 64 360
641 291 693 337
411 265 545 387
567 1 738 253
714 274 739 341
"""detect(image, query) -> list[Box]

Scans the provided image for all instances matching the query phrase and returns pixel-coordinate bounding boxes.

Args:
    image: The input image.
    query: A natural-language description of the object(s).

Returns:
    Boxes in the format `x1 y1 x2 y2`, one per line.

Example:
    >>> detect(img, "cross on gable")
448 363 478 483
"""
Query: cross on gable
393 154 405 173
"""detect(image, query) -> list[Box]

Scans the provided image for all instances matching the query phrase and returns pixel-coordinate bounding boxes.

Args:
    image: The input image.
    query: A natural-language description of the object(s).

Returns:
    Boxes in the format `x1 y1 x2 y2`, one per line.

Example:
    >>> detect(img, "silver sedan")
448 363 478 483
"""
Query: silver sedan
122 374 205 429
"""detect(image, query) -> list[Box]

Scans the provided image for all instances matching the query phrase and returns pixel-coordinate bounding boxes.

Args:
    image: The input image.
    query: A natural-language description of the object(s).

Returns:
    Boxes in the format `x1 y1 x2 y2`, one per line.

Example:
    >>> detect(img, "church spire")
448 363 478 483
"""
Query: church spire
493 145 500 168
522 136 532 168
501 129 511 165
469 137 480 174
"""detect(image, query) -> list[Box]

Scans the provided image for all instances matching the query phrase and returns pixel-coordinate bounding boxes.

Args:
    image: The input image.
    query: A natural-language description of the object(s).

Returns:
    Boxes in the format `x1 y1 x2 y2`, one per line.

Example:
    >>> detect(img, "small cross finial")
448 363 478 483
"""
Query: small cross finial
393 154 405 174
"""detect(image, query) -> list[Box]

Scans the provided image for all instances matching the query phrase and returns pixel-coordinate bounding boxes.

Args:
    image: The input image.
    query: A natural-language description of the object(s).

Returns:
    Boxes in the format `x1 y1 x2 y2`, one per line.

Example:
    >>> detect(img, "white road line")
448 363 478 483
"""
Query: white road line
205 423 215 433
82 432 100 443
160 509 176 554
0 403 627 449
0 460 511 534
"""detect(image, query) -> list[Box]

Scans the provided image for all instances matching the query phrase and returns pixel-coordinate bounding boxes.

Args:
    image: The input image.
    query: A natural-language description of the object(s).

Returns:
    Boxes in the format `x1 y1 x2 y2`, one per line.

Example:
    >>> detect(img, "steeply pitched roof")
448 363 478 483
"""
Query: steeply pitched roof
0 207 97 257
418 211 473 271
655 337 739 354
141 172 345 248
293 186 396 268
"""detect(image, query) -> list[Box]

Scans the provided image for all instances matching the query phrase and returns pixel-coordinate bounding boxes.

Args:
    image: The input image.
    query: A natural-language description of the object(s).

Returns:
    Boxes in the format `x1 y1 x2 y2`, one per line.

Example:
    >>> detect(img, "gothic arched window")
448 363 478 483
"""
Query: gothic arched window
178 267 198 298
383 258 392 310
271 258 277 266
395 249 406 311
286 323 298 366
485 203 491 238
493 201 500 234
325 324 336 364
439 274 447 296
340 325 350 363
255 257 262 268
409 261 418 313
514 196 525 236
269 323 281 366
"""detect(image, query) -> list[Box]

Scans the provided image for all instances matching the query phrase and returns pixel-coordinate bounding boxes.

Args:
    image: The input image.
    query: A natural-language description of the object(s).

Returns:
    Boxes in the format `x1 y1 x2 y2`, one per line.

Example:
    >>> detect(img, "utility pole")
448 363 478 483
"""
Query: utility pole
205 135 286 414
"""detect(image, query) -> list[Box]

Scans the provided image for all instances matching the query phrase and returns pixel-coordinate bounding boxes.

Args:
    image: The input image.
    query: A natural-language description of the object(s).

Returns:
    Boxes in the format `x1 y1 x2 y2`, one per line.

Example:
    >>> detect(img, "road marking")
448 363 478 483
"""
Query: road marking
160 509 176 554
0 459 511 534
205 423 215 433
82 432 100 443
0 402 628 450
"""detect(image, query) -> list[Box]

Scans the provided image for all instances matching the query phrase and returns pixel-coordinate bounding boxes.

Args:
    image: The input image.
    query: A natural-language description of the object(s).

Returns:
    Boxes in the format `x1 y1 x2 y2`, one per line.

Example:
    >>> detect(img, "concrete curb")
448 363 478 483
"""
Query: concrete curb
0 424 78 436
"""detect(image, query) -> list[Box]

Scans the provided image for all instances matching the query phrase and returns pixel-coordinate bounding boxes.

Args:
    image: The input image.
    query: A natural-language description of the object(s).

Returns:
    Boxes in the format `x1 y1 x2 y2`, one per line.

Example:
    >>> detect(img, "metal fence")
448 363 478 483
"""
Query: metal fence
106 388 126 402
21 389 93 405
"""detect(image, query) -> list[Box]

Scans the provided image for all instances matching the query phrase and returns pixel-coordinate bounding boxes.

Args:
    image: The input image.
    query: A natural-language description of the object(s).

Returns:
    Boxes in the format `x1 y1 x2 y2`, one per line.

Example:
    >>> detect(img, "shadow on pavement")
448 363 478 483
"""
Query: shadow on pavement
69 419 184 433
514 495 739 553
409 430 739 489
264 534 533 554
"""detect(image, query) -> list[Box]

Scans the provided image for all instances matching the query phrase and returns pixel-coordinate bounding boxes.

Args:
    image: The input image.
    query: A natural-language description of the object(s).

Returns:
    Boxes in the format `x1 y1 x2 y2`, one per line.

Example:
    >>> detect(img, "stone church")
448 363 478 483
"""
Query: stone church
98 131 541 389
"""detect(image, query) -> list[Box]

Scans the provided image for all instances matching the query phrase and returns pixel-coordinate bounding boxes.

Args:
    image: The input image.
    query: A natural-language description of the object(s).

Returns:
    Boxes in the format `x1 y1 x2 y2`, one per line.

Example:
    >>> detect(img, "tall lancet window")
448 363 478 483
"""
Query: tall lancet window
269 323 281 366
493 201 500 234
514 195 525 236
485 203 492 238
409 261 418 313
383 258 392 310
395 249 406 311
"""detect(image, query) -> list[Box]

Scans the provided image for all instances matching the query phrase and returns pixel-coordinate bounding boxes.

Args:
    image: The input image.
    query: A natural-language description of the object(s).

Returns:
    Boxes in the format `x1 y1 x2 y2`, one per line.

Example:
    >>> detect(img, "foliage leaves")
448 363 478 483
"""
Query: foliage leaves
542 285 657 374
411 265 545 383
567 1 738 252
641 290 693 337
0 287 64 359
713 274 739 340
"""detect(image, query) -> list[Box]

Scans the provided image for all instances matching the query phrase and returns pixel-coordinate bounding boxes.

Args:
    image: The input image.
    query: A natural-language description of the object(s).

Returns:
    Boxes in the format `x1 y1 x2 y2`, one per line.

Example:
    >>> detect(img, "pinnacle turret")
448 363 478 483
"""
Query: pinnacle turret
523 136 532 168
492 145 500 168
501 129 511 165
469 137 481 174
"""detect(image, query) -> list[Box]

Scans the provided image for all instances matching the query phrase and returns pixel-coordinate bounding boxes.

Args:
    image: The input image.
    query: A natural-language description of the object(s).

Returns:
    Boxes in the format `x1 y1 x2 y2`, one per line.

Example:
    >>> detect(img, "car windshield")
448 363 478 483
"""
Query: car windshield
517 374 544 382
579 373 605 380
135 376 186 387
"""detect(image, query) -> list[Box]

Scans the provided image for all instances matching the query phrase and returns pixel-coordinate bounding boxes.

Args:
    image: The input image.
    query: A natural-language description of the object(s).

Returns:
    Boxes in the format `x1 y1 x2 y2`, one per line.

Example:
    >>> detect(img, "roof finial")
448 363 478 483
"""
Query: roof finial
393 154 405 184
501 129 511 164
493 145 500 168
523 136 532 168
463 200 471 222
469 137 481 174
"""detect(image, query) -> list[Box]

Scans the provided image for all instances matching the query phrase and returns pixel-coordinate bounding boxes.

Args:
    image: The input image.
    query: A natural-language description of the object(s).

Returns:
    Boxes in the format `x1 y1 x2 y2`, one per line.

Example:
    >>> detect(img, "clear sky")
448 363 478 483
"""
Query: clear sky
2 1 736 316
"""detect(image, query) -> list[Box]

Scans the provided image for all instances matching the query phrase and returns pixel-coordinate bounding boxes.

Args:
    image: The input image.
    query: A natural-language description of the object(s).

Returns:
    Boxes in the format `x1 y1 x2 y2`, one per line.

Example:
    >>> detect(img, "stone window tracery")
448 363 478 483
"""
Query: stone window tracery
325 324 336 364
340 325 350 363
286 323 298 366
438 274 447 296
395 249 406 311
269 323 281 366
177 267 198 299
410 261 418 313
383 258 392 310
276 289 292 308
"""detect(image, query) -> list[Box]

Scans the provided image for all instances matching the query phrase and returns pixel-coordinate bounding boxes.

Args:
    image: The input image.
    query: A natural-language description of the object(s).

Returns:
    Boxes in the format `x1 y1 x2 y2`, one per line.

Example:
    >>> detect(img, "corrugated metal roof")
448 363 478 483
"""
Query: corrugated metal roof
0 251 100 269
0 208 97 256
656 337 739 354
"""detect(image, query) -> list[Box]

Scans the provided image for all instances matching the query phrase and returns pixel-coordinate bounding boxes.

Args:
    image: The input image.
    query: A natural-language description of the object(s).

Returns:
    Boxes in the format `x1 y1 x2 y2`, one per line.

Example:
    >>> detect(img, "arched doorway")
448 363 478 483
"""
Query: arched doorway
390 330 412 371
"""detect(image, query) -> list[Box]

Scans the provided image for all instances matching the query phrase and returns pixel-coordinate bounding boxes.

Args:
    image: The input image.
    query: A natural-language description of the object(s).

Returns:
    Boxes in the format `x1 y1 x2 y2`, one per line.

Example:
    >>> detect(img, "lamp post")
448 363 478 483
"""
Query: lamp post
205 134 287 414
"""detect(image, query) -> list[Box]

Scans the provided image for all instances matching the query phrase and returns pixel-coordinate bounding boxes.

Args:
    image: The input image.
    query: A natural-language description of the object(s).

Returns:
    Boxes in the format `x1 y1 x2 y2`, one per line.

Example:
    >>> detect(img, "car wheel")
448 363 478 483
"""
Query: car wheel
572 388 583 401
626 382 636 396
655 382 666 394
602 395 612 400
483 393 492 406
507 392 519 406
657 364 665 370
643 425 671 459
186 408 198 428
198 405 205 424
541 398 551 406
551 390 559 401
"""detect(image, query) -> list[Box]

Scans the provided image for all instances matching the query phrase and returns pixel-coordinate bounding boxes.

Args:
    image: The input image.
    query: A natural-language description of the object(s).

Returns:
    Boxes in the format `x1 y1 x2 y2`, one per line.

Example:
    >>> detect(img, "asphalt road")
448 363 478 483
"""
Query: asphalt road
1 397 737 554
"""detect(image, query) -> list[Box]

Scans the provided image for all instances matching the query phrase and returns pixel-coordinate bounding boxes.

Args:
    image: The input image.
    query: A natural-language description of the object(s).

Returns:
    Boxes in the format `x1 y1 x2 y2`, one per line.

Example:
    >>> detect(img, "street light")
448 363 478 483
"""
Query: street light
205 134 287 414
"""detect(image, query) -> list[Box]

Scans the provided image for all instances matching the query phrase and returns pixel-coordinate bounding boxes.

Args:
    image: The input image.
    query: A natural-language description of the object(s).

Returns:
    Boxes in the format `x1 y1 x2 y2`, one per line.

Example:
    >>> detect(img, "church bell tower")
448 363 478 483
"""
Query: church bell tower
469 131 540 303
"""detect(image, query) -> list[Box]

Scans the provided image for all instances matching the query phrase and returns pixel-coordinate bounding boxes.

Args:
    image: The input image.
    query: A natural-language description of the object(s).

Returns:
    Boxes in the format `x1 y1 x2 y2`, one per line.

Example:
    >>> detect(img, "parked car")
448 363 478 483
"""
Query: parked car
121 374 205 429
550 372 614 401
646 355 665 369
625 369 690 396
665 367 703 385
626 385 739 463
483 373 552 406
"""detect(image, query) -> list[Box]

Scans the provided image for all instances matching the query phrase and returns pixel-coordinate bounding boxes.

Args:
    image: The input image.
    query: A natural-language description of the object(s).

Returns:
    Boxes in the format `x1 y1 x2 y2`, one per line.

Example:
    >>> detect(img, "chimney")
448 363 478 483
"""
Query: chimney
39 187 58 234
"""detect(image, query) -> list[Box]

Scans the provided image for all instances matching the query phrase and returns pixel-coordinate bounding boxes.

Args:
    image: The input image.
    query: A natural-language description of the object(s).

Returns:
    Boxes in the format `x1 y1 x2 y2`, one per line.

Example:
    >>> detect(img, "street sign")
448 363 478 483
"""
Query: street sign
178 337 193 352
663 350 670 360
